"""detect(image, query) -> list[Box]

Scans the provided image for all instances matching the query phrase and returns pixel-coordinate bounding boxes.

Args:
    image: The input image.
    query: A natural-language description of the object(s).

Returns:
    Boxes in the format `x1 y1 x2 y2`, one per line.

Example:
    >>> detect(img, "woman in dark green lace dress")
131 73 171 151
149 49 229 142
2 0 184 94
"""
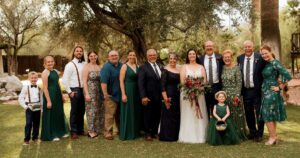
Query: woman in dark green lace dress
119 51 140 140
221 50 248 140
41 56 69 141
260 45 292 145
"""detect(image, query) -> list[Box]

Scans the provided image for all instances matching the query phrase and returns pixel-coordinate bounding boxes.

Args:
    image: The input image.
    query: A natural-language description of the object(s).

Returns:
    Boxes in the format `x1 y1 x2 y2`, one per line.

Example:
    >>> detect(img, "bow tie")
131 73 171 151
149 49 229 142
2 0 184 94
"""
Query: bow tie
31 85 37 88
78 60 82 63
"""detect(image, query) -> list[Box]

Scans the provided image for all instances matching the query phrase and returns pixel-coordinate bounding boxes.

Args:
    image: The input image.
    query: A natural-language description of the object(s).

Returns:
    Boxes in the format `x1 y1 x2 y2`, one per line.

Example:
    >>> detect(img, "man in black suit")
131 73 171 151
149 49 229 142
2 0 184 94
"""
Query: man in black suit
138 49 162 141
237 40 266 142
199 41 223 119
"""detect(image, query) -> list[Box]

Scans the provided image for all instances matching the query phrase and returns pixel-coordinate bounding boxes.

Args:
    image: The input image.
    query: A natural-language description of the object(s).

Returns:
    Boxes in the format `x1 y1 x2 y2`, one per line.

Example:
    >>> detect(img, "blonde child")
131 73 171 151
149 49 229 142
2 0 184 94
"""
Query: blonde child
207 91 240 145
18 71 42 145
41 55 69 141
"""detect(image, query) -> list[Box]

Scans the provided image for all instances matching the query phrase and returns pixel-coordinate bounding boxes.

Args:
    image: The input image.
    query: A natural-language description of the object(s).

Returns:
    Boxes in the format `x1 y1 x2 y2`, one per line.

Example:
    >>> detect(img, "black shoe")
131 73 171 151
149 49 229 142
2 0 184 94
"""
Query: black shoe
254 136 263 142
247 134 255 140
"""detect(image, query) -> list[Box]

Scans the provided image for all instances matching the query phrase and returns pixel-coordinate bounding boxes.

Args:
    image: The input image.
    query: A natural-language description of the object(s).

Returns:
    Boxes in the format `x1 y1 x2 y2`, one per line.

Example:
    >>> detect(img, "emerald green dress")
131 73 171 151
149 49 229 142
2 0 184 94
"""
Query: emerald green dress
41 70 69 141
221 66 248 140
207 104 240 145
119 65 140 140
259 60 292 122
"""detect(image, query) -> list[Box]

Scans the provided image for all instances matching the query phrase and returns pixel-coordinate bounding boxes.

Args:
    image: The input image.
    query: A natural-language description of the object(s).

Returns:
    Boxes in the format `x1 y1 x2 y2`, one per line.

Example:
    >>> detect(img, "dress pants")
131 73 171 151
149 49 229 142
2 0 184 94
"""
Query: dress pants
204 83 222 119
70 87 85 134
24 109 41 141
143 99 161 137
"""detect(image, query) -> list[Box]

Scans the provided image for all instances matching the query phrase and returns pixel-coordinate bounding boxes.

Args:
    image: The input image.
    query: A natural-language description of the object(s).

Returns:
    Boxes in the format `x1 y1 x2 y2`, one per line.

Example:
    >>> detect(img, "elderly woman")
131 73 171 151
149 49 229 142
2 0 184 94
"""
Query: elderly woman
260 45 291 145
221 49 248 140
159 52 181 141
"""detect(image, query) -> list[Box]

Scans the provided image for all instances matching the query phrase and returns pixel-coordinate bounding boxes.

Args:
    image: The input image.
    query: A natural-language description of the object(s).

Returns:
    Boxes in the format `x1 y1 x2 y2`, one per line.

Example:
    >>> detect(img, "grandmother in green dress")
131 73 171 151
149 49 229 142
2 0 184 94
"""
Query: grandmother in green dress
221 49 248 140
260 45 292 145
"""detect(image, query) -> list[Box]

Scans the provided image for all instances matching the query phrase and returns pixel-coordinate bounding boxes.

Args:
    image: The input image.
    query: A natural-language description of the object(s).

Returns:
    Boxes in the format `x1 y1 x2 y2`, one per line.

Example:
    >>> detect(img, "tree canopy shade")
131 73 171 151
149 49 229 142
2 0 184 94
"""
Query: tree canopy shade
51 0 249 60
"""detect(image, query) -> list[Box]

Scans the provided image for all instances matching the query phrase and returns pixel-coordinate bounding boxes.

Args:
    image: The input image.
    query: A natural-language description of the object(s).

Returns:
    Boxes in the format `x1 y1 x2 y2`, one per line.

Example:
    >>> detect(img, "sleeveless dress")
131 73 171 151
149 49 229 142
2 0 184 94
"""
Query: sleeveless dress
159 69 180 141
119 65 140 140
207 104 240 145
85 71 104 134
221 66 248 140
178 65 208 143
259 60 292 122
41 70 69 141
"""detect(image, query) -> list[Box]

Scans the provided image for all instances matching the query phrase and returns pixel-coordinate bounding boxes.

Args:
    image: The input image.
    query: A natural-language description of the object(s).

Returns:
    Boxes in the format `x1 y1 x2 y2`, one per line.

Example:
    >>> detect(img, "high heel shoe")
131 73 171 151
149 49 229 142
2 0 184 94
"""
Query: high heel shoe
265 139 278 145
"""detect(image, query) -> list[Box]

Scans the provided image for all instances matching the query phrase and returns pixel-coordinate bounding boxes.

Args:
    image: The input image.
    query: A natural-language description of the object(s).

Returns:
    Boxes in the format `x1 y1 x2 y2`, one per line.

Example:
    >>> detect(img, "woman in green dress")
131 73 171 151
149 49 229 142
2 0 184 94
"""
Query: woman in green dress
221 50 248 140
207 91 240 145
260 45 292 145
119 51 140 140
41 55 69 141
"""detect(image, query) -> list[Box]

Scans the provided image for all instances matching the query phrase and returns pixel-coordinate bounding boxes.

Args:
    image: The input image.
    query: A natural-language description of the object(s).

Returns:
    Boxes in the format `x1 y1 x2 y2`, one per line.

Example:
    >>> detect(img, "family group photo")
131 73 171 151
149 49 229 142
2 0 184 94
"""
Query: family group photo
1 0 300 158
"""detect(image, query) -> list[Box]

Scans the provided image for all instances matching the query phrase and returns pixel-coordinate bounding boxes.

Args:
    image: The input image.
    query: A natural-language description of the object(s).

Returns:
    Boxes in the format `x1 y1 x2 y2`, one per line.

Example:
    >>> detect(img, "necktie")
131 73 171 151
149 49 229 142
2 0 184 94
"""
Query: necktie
245 57 251 88
208 57 213 85
152 63 160 78
31 85 37 88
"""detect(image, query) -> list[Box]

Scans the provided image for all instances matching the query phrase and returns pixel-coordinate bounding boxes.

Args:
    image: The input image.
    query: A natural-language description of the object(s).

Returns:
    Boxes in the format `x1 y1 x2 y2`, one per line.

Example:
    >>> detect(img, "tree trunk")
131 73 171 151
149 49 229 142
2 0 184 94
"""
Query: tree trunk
261 0 281 60
0 50 3 74
251 0 261 45
130 28 147 62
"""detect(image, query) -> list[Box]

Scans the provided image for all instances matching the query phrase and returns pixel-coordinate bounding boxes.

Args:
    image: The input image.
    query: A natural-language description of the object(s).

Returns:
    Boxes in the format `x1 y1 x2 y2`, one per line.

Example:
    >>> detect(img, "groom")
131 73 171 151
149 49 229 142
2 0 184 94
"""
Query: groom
138 49 162 141
199 40 223 119
237 40 266 142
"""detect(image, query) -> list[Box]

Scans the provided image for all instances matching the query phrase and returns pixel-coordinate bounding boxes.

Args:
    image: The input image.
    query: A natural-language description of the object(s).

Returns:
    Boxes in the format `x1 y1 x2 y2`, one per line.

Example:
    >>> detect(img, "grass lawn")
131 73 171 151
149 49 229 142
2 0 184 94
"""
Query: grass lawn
1 103 300 158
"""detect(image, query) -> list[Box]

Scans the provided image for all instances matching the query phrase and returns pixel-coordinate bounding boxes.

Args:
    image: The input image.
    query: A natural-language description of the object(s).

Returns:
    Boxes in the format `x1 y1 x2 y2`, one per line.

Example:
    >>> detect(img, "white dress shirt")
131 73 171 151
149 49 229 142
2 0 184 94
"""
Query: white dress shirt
204 53 219 84
243 53 254 88
148 61 161 78
62 58 86 93
18 84 43 111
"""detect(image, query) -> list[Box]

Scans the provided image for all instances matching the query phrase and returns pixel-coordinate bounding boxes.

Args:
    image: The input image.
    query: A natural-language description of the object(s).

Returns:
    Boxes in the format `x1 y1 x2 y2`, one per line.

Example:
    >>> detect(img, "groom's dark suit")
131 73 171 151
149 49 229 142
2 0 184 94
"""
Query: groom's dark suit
199 53 223 119
138 62 162 137
237 52 266 140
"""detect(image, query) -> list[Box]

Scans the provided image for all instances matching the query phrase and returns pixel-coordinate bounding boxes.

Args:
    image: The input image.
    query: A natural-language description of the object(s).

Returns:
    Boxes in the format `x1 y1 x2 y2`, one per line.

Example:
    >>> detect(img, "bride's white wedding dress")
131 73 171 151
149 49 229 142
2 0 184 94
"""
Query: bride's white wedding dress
178 65 208 143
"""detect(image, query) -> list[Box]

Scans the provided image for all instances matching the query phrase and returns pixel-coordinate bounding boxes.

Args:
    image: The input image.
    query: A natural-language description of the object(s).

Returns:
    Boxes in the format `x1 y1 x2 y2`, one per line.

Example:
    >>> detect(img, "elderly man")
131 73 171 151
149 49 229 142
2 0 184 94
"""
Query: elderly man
138 49 162 141
100 50 122 140
237 40 266 142
199 41 223 119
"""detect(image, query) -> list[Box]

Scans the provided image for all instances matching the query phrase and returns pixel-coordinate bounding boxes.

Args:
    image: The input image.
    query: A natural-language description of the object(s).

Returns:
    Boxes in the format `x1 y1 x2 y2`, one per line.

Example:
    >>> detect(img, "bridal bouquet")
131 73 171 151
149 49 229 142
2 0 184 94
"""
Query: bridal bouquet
179 75 206 119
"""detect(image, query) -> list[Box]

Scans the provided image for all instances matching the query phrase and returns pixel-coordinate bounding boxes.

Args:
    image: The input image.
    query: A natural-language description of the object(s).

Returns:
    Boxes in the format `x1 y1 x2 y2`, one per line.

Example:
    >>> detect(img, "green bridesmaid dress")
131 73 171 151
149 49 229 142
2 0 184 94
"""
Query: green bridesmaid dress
119 65 140 140
207 104 240 145
41 70 69 141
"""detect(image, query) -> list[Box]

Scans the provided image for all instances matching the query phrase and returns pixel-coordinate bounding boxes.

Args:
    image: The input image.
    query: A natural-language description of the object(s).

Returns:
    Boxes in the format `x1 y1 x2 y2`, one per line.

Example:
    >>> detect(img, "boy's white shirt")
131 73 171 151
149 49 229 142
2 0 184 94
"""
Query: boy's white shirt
18 83 43 111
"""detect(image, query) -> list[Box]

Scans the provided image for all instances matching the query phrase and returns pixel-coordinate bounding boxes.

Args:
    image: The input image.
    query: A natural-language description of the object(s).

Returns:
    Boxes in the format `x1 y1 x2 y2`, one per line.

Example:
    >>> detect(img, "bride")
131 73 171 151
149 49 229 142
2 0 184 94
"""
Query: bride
178 49 208 143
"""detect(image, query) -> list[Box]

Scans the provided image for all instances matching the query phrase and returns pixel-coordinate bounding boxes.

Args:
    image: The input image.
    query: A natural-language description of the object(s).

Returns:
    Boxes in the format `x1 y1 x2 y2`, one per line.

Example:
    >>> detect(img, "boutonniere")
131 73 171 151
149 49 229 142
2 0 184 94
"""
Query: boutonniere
255 58 259 63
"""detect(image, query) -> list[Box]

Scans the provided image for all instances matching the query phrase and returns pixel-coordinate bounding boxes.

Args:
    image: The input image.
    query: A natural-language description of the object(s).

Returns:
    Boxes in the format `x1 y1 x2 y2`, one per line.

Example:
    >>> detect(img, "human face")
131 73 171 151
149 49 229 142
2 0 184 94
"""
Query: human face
205 41 214 56
168 54 177 67
127 52 136 64
74 47 83 59
244 41 254 57
261 49 273 62
88 52 98 64
188 50 197 63
147 50 157 63
217 93 226 104
223 53 232 66
44 57 55 70
108 51 119 64
28 74 38 85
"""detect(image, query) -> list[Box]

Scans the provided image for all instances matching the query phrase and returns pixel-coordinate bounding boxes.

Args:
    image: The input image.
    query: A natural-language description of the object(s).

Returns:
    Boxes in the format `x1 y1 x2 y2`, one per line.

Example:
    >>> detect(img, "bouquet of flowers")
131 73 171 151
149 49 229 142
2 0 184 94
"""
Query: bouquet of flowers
232 96 240 107
179 75 206 119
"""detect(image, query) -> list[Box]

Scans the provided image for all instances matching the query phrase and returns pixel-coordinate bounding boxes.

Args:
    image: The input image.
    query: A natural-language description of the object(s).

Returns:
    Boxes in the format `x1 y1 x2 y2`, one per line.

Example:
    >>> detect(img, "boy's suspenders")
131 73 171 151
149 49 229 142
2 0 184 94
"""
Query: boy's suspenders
27 86 40 103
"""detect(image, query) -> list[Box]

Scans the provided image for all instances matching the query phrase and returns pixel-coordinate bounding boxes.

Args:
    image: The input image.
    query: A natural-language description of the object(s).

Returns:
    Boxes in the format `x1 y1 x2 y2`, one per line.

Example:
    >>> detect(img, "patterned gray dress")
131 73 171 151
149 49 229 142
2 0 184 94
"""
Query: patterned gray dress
85 71 104 134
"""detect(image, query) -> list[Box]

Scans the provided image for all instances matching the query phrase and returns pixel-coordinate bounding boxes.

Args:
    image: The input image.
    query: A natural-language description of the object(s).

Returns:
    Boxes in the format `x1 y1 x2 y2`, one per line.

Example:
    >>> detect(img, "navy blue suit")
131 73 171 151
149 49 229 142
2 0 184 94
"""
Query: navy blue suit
237 52 266 139
199 53 223 119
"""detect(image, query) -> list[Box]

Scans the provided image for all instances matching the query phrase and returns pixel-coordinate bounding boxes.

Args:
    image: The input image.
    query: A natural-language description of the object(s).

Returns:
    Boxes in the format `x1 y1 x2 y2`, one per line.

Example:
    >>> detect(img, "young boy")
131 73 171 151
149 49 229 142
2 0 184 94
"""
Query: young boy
18 71 42 145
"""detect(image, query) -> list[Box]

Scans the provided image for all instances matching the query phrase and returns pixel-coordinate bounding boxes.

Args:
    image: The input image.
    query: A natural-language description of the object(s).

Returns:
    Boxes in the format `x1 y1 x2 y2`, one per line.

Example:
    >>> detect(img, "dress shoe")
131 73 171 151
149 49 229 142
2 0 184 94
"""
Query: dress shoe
145 135 153 141
247 134 255 140
71 133 79 140
33 139 41 143
52 137 60 141
254 136 263 142
77 132 86 136
23 141 30 145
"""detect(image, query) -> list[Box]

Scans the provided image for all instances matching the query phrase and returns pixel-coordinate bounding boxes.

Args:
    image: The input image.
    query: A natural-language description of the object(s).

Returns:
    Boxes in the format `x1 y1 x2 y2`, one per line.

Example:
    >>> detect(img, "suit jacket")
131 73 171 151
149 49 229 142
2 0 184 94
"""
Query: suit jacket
199 53 224 85
138 62 162 102
237 52 266 95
